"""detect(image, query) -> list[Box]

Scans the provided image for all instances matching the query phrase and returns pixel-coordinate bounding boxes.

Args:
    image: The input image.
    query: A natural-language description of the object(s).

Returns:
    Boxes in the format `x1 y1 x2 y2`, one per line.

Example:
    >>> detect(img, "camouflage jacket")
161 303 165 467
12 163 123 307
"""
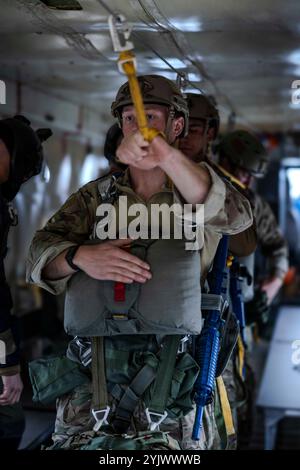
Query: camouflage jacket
252 190 288 280
26 163 253 294
0 189 20 376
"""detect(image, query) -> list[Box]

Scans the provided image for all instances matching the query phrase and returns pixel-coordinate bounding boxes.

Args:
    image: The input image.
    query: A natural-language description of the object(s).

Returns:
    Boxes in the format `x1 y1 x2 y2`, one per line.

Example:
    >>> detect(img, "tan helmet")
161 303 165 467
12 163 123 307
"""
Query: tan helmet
218 130 268 178
111 74 189 136
186 93 220 138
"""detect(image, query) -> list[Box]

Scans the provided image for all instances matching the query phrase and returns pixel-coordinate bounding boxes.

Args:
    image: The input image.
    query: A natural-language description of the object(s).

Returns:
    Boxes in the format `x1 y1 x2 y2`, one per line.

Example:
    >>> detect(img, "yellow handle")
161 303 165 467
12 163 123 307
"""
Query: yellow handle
119 51 163 142
216 376 236 439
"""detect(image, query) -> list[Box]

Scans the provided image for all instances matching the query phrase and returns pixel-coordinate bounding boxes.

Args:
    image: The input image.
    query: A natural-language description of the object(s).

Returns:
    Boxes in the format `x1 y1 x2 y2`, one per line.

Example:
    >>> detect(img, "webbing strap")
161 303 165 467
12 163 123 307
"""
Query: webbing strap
216 376 235 439
147 335 181 416
214 383 228 450
237 334 245 379
91 337 110 431
112 358 158 434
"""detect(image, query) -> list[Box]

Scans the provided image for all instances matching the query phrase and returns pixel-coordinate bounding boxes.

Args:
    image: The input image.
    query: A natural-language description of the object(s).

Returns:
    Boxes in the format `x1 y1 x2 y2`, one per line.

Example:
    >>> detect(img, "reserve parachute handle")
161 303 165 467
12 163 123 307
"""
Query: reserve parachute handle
108 14 162 142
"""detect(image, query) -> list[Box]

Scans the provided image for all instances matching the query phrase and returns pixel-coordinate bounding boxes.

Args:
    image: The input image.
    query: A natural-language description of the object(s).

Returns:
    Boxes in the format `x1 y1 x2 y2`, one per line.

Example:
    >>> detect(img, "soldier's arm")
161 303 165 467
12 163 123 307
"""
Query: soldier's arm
42 238 151 286
229 220 257 257
159 145 212 204
254 194 289 302
207 160 257 254
26 187 95 294
27 185 151 293
196 163 253 235
170 162 254 257
0 292 21 377
254 194 289 280
117 132 212 204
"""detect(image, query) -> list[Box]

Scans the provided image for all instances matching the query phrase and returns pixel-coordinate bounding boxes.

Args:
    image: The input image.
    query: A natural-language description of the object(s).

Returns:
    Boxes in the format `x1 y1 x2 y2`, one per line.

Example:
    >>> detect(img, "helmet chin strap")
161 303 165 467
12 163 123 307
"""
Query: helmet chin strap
164 107 176 145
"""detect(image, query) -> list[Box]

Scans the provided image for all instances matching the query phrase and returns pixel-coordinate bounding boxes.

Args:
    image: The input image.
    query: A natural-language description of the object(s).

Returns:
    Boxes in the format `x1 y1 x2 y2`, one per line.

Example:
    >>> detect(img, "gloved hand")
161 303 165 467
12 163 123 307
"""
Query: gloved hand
245 288 270 326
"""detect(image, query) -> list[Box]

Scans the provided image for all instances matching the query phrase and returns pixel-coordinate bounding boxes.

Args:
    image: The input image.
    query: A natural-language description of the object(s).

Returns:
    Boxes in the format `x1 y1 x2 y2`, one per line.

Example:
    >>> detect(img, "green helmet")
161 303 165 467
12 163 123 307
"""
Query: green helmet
111 74 189 136
186 93 220 137
218 130 268 178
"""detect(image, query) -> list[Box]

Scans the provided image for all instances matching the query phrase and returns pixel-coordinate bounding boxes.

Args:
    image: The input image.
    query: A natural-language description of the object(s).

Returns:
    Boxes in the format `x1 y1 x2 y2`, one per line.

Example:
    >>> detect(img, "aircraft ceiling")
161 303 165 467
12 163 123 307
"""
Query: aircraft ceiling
0 0 300 132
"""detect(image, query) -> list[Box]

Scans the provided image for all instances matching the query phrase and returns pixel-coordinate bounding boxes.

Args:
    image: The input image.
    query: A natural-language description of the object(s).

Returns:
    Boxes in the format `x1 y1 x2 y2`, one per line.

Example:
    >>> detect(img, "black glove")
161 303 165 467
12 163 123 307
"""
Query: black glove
245 289 270 326
0 115 52 200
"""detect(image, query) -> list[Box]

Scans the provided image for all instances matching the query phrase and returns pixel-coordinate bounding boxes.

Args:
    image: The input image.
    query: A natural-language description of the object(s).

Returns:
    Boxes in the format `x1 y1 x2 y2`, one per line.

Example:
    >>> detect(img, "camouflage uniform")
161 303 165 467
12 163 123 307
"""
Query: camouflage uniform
217 131 289 448
27 165 252 450
49 381 220 450
0 117 51 449
27 72 255 452
179 96 258 450
252 191 288 280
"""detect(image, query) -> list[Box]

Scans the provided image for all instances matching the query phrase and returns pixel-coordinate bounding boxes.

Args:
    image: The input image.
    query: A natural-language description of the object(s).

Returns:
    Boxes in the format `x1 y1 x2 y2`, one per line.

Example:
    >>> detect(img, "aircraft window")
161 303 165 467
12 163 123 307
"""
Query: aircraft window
56 154 72 204
287 168 300 213
79 153 109 187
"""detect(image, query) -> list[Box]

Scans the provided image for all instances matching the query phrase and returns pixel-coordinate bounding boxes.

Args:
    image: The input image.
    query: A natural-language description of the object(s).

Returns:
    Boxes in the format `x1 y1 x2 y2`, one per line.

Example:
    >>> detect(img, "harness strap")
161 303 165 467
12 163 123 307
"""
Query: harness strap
111 356 158 434
146 335 181 430
112 336 181 434
237 334 245 379
91 337 110 432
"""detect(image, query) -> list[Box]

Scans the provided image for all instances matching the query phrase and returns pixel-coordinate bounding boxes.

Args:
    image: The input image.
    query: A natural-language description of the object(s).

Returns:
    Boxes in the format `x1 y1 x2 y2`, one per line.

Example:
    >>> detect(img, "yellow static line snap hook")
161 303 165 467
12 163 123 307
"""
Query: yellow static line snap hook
108 14 163 143
108 14 134 53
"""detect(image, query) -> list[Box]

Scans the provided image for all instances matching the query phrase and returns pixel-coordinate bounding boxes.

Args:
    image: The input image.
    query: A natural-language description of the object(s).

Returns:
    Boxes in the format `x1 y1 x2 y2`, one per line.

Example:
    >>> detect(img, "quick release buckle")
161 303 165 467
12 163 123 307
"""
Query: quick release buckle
75 337 92 367
178 335 190 354
145 408 168 431
92 406 111 432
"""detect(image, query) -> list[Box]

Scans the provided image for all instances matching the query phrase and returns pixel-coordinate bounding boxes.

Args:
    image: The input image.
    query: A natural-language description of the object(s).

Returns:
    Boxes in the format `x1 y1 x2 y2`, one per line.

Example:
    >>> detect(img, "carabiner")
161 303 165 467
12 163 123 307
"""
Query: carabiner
108 14 134 53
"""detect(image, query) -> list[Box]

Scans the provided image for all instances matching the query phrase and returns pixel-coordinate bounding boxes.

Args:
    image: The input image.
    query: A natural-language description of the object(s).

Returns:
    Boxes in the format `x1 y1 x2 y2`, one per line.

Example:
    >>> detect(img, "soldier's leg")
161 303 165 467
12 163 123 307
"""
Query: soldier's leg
126 362 222 451
50 381 94 448
132 403 221 450
0 378 25 450
222 357 239 441
236 352 256 448
179 403 221 450
0 402 25 450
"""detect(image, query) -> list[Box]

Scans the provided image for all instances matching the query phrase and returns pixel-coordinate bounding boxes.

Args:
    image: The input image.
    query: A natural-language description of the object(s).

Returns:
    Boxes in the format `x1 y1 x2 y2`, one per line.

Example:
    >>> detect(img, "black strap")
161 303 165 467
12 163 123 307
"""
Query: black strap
111 336 181 434
111 356 158 434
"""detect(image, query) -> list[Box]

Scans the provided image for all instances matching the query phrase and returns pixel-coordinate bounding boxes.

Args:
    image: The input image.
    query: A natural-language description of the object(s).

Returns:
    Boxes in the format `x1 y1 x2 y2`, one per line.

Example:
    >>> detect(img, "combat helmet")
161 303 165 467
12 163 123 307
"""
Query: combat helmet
218 130 268 178
186 93 220 138
111 74 189 136
0 115 52 200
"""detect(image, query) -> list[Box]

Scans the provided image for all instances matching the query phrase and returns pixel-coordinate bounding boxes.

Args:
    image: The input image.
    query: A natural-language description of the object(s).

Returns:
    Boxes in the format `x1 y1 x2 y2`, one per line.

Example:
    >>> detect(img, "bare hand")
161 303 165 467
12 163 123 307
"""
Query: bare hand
0 373 23 406
74 238 152 284
116 131 173 170
116 132 149 166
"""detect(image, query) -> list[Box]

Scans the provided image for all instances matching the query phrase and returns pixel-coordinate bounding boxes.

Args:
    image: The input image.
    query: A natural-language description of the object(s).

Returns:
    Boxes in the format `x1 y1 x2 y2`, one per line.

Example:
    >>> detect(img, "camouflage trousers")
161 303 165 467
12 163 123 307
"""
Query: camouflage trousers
222 339 255 449
50 381 222 450
0 378 25 450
